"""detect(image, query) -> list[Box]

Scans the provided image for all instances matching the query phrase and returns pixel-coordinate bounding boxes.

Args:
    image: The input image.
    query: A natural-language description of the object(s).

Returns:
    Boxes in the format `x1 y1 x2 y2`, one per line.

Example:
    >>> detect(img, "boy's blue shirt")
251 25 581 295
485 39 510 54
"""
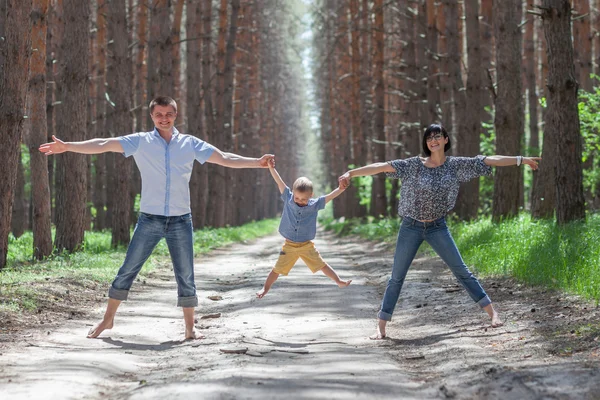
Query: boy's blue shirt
278 186 326 242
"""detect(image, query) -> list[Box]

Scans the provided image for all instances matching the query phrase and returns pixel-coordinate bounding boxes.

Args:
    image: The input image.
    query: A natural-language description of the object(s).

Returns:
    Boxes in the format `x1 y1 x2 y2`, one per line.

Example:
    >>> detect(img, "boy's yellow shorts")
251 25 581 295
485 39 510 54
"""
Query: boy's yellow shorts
272 240 327 276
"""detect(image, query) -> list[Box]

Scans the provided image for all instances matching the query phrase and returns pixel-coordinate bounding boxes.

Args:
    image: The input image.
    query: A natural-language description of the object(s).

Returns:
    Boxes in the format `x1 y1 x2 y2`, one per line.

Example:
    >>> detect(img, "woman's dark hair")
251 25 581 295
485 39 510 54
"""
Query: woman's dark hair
422 124 451 156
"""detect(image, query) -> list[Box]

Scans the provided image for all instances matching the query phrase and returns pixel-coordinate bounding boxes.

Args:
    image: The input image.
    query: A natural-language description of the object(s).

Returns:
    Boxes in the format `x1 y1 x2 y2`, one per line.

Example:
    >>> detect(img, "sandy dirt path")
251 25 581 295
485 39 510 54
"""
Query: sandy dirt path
1 229 599 399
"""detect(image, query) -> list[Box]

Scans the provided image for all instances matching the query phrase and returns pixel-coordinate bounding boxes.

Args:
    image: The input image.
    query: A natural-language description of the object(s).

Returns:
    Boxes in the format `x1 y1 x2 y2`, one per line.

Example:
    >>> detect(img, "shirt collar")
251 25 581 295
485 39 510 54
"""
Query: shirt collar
152 127 180 137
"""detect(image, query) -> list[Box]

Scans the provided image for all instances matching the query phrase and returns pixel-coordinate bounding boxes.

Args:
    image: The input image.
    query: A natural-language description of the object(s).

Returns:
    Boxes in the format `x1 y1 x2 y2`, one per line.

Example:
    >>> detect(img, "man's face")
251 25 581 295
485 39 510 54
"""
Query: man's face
151 105 177 132
293 190 311 207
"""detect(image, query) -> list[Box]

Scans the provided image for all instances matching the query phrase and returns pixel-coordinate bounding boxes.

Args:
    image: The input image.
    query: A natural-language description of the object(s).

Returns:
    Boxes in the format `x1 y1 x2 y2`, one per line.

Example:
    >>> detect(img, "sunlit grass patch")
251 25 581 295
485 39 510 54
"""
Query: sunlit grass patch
322 213 600 302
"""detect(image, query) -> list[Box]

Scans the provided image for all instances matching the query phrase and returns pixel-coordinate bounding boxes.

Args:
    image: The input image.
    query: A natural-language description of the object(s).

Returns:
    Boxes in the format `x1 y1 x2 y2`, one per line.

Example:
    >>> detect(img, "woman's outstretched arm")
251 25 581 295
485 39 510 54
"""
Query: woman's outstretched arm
338 162 395 187
483 155 541 170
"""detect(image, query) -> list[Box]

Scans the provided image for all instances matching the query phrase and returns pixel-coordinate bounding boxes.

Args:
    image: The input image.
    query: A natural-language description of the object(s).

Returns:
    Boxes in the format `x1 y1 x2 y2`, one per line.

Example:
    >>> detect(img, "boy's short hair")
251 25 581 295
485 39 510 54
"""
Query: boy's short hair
149 96 178 114
292 177 313 193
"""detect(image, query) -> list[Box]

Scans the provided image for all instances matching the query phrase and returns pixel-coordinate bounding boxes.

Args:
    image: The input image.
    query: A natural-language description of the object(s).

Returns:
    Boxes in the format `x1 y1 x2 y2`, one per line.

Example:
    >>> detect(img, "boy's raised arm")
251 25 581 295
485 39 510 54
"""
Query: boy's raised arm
268 159 287 194
324 181 347 204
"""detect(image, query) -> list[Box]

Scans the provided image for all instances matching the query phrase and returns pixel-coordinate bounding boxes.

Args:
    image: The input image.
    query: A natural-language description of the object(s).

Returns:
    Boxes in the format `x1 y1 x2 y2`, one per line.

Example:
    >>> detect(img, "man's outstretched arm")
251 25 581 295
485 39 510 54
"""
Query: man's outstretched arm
39 135 124 155
206 148 274 169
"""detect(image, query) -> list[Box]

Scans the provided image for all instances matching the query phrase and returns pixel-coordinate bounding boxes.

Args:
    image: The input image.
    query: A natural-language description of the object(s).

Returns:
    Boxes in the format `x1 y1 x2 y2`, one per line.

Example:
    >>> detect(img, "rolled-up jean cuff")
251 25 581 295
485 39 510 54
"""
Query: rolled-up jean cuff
377 310 393 321
477 295 492 308
108 287 129 301
177 295 198 308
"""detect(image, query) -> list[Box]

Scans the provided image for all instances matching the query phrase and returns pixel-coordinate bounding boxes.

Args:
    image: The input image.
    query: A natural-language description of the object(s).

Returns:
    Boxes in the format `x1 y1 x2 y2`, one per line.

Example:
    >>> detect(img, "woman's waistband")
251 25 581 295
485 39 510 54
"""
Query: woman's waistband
402 215 446 227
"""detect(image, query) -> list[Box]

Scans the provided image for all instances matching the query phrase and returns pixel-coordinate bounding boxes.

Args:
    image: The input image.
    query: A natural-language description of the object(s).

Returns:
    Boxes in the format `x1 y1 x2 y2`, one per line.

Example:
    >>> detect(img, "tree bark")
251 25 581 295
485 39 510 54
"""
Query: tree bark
491 0 523 221
572 0 592 91
107 0 133 247
0 0 34 268
27 0 53 259
454 0 482 220
186 0 208 229
54 0 89 252
11 146 28 238
542 0 586 223
92 0 107 231
480 0 494 109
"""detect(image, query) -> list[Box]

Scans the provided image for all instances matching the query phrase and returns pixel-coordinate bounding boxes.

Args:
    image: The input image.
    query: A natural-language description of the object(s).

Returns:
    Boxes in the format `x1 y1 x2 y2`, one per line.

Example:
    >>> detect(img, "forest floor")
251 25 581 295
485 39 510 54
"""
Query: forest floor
1 228 600 400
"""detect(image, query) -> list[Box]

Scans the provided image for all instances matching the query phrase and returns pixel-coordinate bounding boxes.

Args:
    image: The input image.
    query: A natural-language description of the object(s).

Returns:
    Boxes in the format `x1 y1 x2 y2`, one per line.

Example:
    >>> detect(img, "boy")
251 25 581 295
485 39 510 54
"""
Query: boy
256 159 352 298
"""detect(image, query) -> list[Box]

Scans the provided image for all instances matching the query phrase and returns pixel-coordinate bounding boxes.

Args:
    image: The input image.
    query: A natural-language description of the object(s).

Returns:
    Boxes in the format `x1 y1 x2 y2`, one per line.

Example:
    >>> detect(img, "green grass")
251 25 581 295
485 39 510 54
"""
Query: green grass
321 214 600 302
1 219 278 313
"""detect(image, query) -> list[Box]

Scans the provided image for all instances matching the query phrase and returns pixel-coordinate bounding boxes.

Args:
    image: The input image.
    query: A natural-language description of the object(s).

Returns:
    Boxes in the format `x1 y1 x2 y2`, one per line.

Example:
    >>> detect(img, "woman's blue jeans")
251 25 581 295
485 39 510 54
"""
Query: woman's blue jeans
378 216 491 321
108 212 198 308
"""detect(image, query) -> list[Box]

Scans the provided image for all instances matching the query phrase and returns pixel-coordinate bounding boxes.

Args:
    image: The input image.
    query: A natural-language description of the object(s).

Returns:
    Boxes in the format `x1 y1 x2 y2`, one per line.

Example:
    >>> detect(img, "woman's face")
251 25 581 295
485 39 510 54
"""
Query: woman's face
426 132 448 154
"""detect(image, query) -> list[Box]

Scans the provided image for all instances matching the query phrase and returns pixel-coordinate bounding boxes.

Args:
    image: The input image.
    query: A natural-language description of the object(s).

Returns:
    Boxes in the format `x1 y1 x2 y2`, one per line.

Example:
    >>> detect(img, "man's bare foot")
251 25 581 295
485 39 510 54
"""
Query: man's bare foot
256 288 269 298
185 328 205 340
369 319 387 340
491 312 503 328
87 319 113 338
337 279 352 288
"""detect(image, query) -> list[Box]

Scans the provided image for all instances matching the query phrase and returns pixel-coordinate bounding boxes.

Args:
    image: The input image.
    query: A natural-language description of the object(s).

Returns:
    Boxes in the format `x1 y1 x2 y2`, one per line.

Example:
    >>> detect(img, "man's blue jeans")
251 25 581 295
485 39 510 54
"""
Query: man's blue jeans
108 212 198 308
378 216 491 321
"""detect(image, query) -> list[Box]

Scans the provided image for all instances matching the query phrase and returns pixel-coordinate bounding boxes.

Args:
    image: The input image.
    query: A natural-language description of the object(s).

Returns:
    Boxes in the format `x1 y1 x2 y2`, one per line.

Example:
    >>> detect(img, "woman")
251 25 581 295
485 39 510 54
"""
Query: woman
339 124 540 339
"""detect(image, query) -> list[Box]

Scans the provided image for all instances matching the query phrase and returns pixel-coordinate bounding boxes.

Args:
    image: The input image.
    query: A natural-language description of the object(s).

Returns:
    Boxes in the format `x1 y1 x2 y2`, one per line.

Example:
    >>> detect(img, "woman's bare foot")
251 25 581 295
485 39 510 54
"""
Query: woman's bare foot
87 319 113 338
483 303 504 328
337 279 352 288
369 319 387 340
185 327 205 340
491 312 503 328
256 288 269 298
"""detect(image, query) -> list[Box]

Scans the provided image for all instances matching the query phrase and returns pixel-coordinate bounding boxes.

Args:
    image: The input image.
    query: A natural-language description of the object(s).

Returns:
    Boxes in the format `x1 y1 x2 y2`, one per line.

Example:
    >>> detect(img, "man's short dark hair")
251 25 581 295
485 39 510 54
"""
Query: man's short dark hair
149 96 178 114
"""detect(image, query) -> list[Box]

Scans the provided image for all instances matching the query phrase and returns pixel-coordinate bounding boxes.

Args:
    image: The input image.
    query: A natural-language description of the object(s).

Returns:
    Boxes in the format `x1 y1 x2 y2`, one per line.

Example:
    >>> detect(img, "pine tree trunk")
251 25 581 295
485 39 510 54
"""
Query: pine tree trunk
454 0 482 220
491 0 523 221
572 0 592 91
170 0 185 104
186 0 207 229
0 0 34 268
347 0 367 218
54 0 89 252
11 147 27 238
480 0 494 109
425 0 440 123
93 0 107 231
542 0 586 223
221 0 240 226
107 0 133 247
524 6 540 212
416 1 429 133
401 0 420 157
437 2 452 130
370 0 387 217
27 0 53 259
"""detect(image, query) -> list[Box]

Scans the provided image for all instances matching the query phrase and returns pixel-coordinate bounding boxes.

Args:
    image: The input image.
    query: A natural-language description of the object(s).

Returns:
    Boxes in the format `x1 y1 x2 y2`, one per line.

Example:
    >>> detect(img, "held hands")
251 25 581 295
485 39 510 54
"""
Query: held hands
258 154 275 168
39 135 67 156
338 172 351 189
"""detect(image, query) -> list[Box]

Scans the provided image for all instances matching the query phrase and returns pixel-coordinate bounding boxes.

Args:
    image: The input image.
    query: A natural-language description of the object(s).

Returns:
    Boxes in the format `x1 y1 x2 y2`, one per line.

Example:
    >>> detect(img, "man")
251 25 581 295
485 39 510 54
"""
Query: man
40 96 274 340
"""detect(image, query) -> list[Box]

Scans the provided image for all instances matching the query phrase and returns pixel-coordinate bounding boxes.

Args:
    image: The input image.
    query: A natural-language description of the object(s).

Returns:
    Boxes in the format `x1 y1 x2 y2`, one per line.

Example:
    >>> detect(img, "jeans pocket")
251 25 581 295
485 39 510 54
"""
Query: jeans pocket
180 214 192 222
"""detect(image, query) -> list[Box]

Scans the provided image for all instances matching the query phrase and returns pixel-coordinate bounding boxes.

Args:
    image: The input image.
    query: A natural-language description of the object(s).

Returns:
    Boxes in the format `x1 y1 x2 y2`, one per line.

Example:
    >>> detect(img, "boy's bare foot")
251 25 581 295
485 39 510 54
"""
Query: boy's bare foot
337 279 352 288
369 319 387 340
185 328 205 340
87 319 113 338
256 288 269 298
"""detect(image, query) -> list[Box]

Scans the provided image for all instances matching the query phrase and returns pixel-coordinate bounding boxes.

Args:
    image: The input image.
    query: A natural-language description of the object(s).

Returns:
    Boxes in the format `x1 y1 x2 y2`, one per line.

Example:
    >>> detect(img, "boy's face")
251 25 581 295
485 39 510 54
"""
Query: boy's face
293 190 312 207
